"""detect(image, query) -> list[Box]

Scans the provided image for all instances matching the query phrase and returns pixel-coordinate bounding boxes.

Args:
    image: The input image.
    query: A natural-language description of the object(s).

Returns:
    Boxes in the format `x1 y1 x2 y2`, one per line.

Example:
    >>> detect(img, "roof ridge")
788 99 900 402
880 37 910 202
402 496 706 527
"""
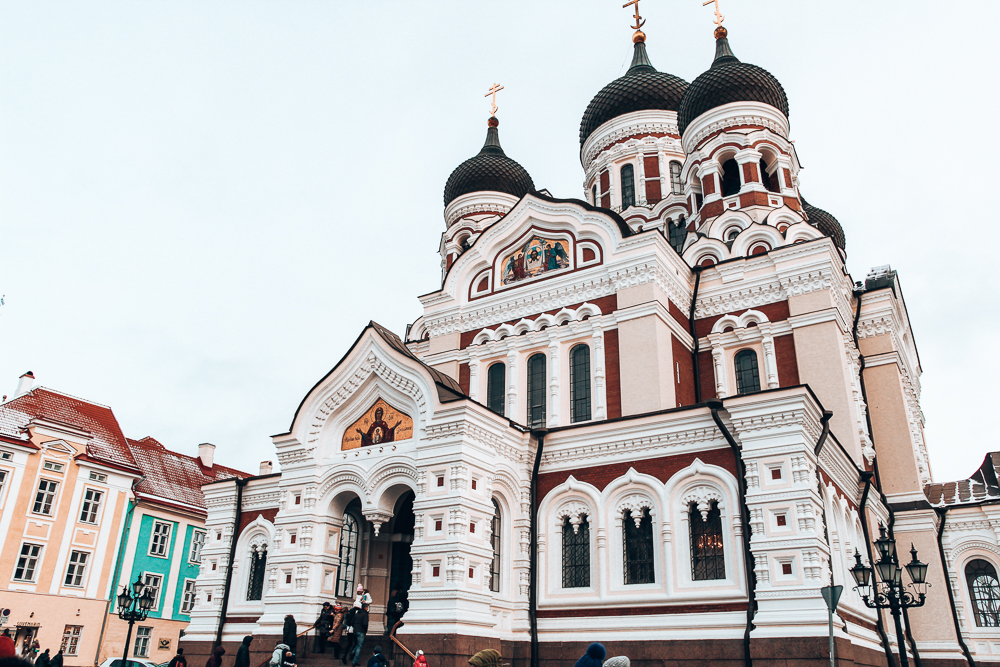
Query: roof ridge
29 386 114 410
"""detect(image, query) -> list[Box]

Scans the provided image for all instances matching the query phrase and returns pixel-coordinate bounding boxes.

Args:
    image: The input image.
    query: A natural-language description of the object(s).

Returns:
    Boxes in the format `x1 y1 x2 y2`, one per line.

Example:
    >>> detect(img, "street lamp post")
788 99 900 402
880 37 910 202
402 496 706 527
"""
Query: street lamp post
850 524 930 667
117 576 156 667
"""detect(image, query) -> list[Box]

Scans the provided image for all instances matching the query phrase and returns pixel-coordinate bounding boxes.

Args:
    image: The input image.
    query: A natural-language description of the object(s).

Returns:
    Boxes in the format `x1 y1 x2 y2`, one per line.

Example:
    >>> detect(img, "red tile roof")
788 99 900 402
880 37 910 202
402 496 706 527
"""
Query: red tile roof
925 452 1000 507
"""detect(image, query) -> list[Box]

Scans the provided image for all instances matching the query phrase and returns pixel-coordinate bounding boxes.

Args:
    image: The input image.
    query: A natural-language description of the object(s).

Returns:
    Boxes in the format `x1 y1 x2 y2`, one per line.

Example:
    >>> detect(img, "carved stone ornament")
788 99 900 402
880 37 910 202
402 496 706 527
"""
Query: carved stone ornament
555 501 591 534
248 533 269 556
616 494 655 527
682 486 724 522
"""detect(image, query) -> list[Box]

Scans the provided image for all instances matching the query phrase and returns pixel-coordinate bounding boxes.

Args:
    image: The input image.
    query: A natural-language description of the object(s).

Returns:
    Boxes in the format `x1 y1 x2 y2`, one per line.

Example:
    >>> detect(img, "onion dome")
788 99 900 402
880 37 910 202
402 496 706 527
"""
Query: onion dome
443 117 534 206
579 35 689 148
801 198 846 251
678 27 789 136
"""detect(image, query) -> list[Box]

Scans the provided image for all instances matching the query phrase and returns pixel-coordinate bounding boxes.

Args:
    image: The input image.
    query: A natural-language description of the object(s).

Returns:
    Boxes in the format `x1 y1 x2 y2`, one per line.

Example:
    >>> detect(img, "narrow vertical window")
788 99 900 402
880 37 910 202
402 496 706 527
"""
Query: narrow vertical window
669 216 687 254
526 353 547 428
79 489 102 524
336 514 359 597
721 159 741 197
60 626 82 656
33 480 58 515
490 500 502 592
591 185 598 205
64 551 89 587
670 161 683 195
967 559 1000 627
734 350 761 395
142 573 162 611
134 627 151 657
189 530 206 563
690 501 725 580
570 344 591 423
247 544 268 601
149 521 172 556
181 579 197 614
562 516 590 588
620 164 635 209
760 158 778 193
13 543 42 582
487 362 506 417
623 508 655 584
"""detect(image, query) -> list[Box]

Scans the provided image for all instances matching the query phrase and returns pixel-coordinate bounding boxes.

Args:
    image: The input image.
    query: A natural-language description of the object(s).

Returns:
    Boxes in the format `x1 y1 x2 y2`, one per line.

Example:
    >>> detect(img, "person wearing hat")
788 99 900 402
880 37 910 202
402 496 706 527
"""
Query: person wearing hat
467 649 501 667
314 602 335 654
603 657 630 667
412 649 428 667
575 644 606 667
327 602 347 660
365 645 387 667
353 585 372 609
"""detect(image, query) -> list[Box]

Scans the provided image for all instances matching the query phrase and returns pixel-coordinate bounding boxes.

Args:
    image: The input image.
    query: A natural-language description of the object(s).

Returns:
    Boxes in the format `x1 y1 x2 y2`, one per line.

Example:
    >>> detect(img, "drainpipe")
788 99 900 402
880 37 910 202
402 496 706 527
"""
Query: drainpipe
708 400 754 667
859 471 896 667
528 428 546 667
690 267 705 403
215 478 247 648
936 508 976 667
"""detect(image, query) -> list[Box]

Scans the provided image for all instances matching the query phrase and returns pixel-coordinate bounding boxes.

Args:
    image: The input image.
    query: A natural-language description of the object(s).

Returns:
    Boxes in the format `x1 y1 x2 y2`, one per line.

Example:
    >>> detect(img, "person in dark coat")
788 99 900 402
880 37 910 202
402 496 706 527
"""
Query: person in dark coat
348 604 370 666
167 648 187 667
33 650 49 667
314 602 334 653
205 645 225 667
340 606 357 665
234 636 252 667
326 603 346 660
282 616 298 655
365 646 387 667
47 652 62 667
574 644 606 667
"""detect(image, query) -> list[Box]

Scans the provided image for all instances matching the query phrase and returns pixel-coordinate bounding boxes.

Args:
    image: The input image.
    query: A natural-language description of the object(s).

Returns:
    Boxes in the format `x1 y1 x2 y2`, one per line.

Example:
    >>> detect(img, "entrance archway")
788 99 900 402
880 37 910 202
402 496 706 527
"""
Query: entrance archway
385 491 414 633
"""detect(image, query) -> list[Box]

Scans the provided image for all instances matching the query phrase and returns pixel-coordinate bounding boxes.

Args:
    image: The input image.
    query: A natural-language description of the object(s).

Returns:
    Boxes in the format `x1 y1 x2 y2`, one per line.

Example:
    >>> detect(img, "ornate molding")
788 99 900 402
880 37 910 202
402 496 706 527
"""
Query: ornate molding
583 122 681 168
555 500 592 534
616 494 655 526
681 486 724 521
694 280 785 320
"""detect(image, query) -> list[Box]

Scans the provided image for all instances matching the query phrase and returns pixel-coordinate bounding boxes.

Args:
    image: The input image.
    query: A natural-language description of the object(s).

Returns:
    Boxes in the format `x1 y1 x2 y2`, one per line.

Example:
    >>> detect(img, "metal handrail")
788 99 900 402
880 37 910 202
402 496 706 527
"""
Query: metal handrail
389 621 415 661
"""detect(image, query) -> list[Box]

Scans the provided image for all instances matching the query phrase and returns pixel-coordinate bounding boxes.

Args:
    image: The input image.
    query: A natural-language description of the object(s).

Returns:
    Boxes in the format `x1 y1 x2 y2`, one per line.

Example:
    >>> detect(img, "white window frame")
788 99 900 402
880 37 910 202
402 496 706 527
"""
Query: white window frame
181 578 197 614
64 551 90 588
32 479 59 516
142 572 163 611
148 521 172 557
189 530 206 564
0 469 7 504
61 625 82 656
13 543 43 582
43 460 64 472
134 626 152 657
79 488 103 524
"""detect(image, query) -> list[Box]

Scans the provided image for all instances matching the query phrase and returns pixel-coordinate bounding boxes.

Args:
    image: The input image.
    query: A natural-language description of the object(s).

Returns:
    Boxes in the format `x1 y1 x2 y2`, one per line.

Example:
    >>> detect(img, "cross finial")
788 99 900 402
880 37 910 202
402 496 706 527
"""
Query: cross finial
702 0 725 29
622 0 645 31
485 83 504 117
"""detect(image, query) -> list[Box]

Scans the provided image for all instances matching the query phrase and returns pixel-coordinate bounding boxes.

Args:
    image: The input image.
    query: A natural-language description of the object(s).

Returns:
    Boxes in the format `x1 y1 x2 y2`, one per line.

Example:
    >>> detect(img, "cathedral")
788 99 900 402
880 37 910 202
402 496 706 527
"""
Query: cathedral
181 7 1000 667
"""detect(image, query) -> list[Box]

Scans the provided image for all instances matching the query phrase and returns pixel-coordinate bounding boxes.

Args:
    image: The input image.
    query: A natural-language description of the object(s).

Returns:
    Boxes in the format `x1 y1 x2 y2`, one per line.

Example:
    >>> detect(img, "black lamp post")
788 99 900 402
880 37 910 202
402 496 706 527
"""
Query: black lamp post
850 525 930 667
117 575 156 666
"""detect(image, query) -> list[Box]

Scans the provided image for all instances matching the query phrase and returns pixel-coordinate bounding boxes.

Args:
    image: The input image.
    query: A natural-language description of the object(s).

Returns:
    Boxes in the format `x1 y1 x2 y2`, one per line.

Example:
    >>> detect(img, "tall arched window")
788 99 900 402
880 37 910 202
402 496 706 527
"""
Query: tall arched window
490 500 502 592
734 350 761 395
760 158 779 193
527 353 546 428
570 344 591 423
721 159 741 197
669 216 687 254
967 559 1000 626
623 508 655 584
487 362 506 417
591 185 598 205
562 515 590 588
620 164 635 209
246 543 267 601
670 161 683 195
690 501 725 580
336 513 359 597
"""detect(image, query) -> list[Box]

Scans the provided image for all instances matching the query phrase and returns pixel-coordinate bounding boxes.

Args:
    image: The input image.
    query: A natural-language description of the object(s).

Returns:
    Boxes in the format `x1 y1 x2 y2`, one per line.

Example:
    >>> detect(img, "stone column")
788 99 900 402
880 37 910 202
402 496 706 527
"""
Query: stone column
468 350 480 401
592 319 608 421
761 326 779 389
710 336 728 398
547 335 561 427
506 347 519 422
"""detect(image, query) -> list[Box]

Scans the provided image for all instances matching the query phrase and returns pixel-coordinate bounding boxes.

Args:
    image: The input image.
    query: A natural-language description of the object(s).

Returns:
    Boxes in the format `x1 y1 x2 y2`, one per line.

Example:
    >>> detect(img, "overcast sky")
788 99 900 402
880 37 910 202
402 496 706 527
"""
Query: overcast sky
1 1 997 483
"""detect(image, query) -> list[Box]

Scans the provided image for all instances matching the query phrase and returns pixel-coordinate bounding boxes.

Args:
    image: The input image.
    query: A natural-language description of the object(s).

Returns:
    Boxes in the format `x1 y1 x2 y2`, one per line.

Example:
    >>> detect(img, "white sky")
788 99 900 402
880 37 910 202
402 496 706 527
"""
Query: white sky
1 1 997 483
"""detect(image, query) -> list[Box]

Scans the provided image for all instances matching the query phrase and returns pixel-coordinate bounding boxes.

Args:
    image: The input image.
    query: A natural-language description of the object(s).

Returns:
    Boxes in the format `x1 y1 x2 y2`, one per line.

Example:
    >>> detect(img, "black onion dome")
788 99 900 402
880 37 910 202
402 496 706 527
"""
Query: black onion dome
801 198 846 251
678 29 789 136
443 117 534 207
579 39 689 148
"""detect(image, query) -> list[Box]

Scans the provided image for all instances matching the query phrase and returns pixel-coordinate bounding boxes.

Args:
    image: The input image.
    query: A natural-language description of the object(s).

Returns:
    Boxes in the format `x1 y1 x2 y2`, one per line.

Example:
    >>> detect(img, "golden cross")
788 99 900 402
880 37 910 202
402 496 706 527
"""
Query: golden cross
702 0 725 28
485 83 504 117
623 0 645 31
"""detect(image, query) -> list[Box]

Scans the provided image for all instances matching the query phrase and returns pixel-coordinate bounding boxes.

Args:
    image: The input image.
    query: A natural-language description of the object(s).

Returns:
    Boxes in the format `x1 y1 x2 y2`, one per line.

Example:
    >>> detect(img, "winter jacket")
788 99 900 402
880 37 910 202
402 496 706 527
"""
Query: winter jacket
49 652 63 667
366 650 388 667
413 655 429 667
352 607 370 634
206 646 226 667
168 654 187 667
315 607 334 633
234 636 252 667
270 644 290 667
34 650 50 667
329 610 346 642
574 644 606 667
282 617 298 654
353 592 372 608
467 649 501 667
0 636 15 660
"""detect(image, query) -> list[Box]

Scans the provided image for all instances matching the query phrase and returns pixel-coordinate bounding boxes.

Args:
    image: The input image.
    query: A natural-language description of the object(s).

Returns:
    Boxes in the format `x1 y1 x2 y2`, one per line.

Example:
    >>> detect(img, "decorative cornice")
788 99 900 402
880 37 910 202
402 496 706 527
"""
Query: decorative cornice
583 119 681 169
694 280 784 320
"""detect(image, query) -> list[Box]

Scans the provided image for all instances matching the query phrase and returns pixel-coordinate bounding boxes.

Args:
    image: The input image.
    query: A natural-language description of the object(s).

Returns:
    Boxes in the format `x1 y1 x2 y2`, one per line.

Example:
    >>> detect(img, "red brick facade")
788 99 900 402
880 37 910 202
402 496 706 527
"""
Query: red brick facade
604 328 622 419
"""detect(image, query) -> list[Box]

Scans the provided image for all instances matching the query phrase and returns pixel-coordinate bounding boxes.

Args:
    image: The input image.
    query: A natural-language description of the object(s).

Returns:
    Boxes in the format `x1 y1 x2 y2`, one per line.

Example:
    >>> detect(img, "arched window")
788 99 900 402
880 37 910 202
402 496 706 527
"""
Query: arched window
669 216 687 254
570 345 591 423
670 161 683 195
734 350 761 395
527 353 547 428
623 508 655 584
690 501 725 580
562 515 590 588
760 158 779 193
336 513 359 597
967 559 1000 626
246 543 267 601
620 164 635 209
490 500 502 592
487 362 506 417
591 185 598 205
721 159 741 197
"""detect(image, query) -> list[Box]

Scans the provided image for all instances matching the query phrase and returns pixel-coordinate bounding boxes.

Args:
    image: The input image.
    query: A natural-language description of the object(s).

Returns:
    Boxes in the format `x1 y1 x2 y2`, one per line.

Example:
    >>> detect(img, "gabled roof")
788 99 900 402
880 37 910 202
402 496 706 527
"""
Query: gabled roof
127 436 250 513
0 387 139 471
925 452 1000 507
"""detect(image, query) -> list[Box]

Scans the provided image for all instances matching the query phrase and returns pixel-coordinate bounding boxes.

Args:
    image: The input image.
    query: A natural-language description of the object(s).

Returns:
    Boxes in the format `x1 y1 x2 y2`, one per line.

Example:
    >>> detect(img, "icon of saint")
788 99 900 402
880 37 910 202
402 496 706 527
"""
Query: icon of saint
356 407 402 447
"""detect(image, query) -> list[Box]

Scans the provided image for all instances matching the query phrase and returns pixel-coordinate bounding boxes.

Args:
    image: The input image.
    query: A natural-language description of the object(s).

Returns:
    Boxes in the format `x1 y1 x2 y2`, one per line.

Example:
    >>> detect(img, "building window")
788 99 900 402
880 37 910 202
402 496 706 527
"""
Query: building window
134 627 152 657
189 531 206 563
721 159 741 197
562 515 590 589
669 216 687 254
0 469 7 500
181 579 197 614
89 471 107 482
760 158 778 193
64 551 89 587
79 489 102 524
149 521 172 557
142 573 162 611
670 161 683 195
61 626 82 656
13 543 42 582
487 362 506 417
570 344 592 423
734 349 761 395
490 500 502 593
620 164 635 209
246 545 268 601
336 514 360 598
526 353 547 428
591 185 597 205
43 460 64 472
33 479 58 515
623 508 655 584
967 559 1000 627
690 502 725 580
